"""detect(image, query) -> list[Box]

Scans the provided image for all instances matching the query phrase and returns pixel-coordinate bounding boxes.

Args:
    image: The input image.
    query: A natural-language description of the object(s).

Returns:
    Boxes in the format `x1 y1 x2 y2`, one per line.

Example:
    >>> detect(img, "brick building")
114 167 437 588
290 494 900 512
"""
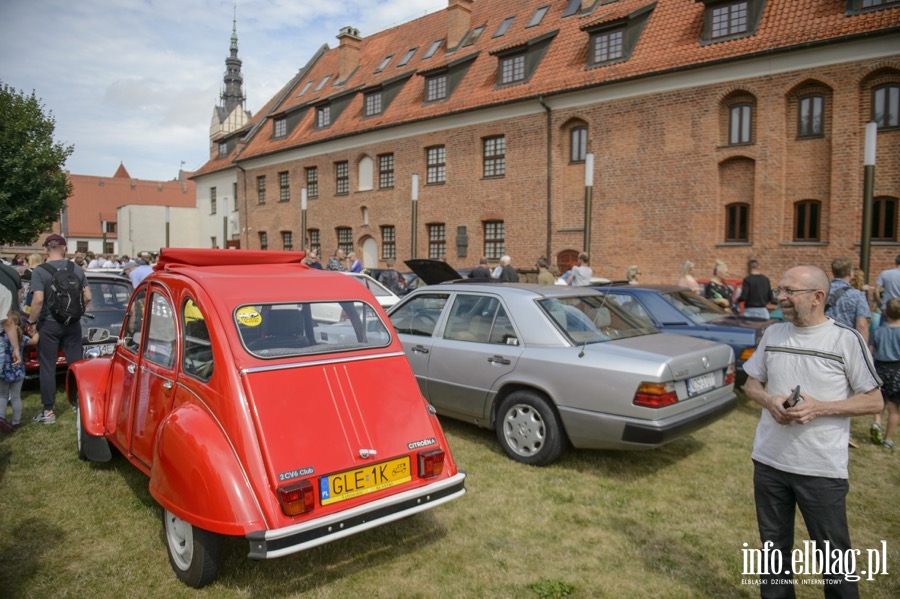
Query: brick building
196 0 900 283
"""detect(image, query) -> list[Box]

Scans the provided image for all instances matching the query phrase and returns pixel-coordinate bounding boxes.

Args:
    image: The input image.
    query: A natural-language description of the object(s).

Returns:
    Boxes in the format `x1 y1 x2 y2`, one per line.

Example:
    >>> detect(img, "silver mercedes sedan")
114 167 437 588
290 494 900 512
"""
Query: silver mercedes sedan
387 282 737 466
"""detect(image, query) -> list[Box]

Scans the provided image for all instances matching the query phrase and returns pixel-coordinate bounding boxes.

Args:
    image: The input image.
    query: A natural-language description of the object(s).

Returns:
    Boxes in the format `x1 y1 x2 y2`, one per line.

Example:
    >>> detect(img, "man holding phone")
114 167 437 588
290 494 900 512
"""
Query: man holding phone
743 265 883 597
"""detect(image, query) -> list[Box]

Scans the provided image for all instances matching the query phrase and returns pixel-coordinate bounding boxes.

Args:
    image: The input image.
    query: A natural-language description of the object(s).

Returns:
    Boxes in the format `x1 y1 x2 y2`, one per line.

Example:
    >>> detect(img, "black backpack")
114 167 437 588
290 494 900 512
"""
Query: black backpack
39 261 86 324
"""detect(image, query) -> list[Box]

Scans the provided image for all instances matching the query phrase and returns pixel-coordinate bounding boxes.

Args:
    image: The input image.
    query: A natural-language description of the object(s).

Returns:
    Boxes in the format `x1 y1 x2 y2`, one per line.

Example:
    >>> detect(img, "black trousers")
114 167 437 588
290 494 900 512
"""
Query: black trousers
36 318 83 411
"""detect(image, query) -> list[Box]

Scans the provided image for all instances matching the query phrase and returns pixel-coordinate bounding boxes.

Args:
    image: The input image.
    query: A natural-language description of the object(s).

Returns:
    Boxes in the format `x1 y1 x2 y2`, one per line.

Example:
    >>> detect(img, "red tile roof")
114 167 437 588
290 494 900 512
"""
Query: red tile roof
218 0 900 163
65 168 196 239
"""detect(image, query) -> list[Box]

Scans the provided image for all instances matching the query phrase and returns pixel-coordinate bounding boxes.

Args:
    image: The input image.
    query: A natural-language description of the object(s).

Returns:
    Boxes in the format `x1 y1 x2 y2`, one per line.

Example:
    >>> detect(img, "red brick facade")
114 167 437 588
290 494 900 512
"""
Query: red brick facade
204 0 900 283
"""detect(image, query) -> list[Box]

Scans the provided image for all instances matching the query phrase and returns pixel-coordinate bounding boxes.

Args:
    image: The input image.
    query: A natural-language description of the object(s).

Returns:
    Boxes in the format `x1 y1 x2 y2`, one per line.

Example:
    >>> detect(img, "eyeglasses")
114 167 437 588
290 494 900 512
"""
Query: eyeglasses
772 287 819 298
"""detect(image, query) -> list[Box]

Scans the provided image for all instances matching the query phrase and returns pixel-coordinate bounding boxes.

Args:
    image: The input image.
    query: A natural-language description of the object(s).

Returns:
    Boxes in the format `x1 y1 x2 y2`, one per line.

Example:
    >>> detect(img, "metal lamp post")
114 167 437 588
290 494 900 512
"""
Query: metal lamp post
411 174 419 259
584 153 594 253
860 122 877 286
301 187 308 251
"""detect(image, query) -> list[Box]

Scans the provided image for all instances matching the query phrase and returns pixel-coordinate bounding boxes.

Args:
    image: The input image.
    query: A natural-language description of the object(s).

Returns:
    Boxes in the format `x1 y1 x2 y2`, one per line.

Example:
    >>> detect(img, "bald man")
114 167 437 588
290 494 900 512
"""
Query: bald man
743 265 883 596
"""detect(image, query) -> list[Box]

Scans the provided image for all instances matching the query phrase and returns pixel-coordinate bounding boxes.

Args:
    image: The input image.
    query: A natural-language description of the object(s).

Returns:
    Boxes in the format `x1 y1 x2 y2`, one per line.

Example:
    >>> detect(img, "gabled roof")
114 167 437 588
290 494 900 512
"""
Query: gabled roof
232 0 899 161
66 167 196 238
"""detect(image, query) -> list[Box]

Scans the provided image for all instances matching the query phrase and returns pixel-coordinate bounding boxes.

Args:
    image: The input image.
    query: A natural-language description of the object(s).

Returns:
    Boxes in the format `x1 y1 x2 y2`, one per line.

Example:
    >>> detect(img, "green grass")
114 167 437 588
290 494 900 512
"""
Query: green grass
0 383 897 598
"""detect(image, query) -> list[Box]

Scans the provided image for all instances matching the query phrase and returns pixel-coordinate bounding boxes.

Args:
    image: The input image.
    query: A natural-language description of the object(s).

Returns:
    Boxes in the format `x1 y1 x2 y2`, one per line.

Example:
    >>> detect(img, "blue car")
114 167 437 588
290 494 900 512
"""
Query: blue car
597 284 775 385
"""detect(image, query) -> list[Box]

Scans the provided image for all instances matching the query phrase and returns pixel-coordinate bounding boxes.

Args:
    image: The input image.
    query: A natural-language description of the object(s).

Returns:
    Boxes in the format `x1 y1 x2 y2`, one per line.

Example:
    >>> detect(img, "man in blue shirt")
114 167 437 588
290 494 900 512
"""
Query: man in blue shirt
826 257 871 343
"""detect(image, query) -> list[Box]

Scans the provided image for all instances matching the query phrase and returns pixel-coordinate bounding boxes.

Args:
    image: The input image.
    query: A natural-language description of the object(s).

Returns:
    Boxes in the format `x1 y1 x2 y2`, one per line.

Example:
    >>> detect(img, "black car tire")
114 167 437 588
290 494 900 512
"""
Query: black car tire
163 509 223 588
496 390 567 466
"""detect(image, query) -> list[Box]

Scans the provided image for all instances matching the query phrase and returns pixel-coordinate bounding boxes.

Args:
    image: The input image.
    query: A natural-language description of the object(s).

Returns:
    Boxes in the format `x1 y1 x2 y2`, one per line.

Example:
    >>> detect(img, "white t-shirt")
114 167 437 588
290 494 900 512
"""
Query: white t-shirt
0 286 11 324
569 265 593 286
743 319 880 479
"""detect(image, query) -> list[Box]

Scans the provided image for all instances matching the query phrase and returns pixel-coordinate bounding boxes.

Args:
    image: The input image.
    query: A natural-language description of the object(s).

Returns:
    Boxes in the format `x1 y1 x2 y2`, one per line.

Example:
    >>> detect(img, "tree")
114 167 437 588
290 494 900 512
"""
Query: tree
0 82 74 246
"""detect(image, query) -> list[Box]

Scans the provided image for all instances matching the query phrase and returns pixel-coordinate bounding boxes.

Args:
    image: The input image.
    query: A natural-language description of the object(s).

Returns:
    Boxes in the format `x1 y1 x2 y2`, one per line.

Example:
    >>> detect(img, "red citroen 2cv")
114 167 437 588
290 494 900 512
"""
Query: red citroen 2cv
67 249 466 587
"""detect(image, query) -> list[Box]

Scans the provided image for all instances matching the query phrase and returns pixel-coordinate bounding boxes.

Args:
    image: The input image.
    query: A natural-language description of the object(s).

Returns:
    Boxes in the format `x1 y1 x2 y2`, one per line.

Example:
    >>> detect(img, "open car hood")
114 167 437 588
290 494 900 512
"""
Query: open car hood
404 259 464 285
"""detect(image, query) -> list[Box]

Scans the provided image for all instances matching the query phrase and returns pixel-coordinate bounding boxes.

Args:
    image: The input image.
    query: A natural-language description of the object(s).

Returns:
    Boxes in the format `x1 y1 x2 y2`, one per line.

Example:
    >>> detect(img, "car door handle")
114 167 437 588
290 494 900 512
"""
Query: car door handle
488 355 510 365
162 381 173 390
127 364 136 374
412 345 429 354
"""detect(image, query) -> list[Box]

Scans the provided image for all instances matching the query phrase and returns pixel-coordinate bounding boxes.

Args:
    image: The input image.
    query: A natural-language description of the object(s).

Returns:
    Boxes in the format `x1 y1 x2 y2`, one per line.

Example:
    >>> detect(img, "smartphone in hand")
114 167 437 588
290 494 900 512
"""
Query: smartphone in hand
782 385 801 409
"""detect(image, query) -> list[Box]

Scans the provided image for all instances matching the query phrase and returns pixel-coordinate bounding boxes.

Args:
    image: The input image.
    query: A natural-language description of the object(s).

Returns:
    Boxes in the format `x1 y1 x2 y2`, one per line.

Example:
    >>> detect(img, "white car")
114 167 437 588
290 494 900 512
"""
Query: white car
341 272 400 310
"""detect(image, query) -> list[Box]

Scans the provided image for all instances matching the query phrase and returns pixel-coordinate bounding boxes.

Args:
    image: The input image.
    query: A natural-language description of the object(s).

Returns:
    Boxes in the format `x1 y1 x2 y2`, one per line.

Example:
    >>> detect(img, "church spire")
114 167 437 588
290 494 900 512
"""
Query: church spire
221 4 246 116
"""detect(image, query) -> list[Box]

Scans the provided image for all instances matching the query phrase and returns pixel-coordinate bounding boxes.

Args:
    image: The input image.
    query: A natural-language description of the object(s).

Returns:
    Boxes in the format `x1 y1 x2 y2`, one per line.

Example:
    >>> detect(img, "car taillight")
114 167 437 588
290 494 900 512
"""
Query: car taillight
725 363 736 386
277 480 315 517
417 448 445 479
739 347 755 362
633 382 678 408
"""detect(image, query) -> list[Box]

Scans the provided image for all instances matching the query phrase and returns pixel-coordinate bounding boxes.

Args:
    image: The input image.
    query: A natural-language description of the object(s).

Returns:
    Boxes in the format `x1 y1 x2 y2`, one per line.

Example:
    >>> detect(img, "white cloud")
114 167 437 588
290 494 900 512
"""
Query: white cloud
0 0 447 180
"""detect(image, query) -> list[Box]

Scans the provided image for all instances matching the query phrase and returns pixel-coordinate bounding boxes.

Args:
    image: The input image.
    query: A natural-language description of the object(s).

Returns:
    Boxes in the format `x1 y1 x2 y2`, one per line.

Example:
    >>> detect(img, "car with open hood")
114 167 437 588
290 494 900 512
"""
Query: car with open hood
67 249 465 588
386 280 737 466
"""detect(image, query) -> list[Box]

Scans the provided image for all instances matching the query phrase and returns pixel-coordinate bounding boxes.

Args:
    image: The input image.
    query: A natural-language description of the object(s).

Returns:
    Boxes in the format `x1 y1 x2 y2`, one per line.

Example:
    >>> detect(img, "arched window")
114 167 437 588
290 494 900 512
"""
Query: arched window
793 200 821 242
357 156 374 191
873 84 900 130
570 126 588 162
725 203 749 242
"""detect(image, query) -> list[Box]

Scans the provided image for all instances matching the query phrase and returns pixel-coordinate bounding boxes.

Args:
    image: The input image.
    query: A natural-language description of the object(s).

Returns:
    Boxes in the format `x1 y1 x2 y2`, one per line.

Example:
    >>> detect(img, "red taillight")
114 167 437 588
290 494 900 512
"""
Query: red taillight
633 382 678 408
725 363 736 386
417 448 445 479
277 479 315 517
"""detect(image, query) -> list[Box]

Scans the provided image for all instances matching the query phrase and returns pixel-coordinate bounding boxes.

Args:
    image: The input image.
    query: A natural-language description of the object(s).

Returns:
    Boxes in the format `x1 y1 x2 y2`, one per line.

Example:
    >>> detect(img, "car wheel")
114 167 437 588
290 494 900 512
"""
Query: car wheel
496 390 567 466
163 509 223 588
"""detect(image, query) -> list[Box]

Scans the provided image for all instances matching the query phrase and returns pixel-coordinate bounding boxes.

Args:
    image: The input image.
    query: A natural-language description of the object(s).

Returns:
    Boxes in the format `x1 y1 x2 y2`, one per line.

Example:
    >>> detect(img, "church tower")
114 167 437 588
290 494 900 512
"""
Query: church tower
210 10 251 147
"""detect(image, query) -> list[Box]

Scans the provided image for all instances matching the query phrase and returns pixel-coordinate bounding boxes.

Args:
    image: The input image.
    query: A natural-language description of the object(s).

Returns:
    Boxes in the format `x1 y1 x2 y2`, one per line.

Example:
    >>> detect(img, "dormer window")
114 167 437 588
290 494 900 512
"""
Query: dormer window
500 54 526 85
218 142 228 158
316 105 331 128
712 1 748 38
582 4 655 68
274 117 287 138
847 0 900 13
699 0 764 44
592 28 624 65
426 74 448 102
365 90 383 117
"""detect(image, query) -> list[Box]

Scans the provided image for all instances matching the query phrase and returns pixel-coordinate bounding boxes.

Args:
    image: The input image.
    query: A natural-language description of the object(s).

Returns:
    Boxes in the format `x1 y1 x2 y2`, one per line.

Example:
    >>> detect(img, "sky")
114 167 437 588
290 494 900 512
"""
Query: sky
0 0 447 182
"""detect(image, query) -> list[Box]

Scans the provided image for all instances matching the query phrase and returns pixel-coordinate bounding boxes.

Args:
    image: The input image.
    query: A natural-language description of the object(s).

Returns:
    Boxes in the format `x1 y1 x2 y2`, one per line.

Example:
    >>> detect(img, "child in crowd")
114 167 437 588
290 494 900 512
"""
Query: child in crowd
0 311 28 431
870 297 900 450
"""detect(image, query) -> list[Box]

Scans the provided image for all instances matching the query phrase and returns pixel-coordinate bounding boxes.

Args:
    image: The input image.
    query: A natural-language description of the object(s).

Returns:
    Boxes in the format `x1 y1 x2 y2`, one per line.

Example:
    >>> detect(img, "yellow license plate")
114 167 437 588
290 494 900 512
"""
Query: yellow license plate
319 456 412 506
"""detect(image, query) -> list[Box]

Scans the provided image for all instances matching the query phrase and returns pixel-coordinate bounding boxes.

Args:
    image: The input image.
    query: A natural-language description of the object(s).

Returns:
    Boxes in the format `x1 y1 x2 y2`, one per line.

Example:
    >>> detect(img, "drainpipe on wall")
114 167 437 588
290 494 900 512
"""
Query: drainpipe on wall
236 164 248 248
538 97 553 262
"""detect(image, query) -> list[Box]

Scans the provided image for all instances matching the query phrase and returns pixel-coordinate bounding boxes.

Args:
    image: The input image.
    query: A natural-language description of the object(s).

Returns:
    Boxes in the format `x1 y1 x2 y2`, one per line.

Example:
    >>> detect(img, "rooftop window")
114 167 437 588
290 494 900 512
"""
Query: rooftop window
527 6 550 28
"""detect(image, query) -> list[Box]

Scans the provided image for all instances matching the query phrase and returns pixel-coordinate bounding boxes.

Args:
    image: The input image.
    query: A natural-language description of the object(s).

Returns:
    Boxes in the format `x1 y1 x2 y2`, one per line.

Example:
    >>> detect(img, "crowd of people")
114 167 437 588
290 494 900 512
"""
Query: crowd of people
0 238 162 431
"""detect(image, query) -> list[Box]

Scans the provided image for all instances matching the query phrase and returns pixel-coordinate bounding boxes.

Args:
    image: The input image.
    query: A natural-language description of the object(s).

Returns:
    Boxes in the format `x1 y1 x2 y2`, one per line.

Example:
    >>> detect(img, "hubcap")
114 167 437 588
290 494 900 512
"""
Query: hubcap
502 404 545 457
165 510 194 571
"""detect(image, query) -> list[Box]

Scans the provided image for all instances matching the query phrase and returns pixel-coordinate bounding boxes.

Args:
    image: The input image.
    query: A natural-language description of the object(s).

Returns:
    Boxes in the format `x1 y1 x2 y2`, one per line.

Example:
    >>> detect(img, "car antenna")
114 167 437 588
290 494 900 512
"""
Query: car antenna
578 340 586 358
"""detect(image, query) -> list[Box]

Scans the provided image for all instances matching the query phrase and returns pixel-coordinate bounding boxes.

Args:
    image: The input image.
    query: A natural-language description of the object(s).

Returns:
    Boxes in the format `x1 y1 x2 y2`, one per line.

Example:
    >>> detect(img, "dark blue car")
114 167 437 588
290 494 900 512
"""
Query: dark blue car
597 284 775 385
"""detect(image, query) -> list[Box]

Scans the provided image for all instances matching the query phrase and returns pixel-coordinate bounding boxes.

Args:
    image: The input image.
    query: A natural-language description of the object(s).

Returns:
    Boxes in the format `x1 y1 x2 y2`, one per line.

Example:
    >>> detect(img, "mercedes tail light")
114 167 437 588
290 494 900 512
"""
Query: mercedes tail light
633 382 678 408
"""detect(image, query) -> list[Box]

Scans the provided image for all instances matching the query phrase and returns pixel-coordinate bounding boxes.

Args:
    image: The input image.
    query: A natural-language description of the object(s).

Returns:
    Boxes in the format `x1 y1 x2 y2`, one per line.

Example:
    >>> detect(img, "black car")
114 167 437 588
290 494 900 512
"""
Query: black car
23 271 133 375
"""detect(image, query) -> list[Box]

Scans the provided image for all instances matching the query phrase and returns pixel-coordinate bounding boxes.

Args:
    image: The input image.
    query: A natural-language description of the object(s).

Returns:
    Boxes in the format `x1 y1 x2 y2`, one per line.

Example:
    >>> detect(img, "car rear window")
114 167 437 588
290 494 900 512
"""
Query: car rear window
235 300 391 359
537 295 657 344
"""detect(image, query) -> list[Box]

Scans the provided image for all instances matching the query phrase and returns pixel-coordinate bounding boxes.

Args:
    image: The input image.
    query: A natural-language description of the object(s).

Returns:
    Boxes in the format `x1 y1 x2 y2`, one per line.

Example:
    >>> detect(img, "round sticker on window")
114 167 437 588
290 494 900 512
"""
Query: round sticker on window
236 307 262 327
